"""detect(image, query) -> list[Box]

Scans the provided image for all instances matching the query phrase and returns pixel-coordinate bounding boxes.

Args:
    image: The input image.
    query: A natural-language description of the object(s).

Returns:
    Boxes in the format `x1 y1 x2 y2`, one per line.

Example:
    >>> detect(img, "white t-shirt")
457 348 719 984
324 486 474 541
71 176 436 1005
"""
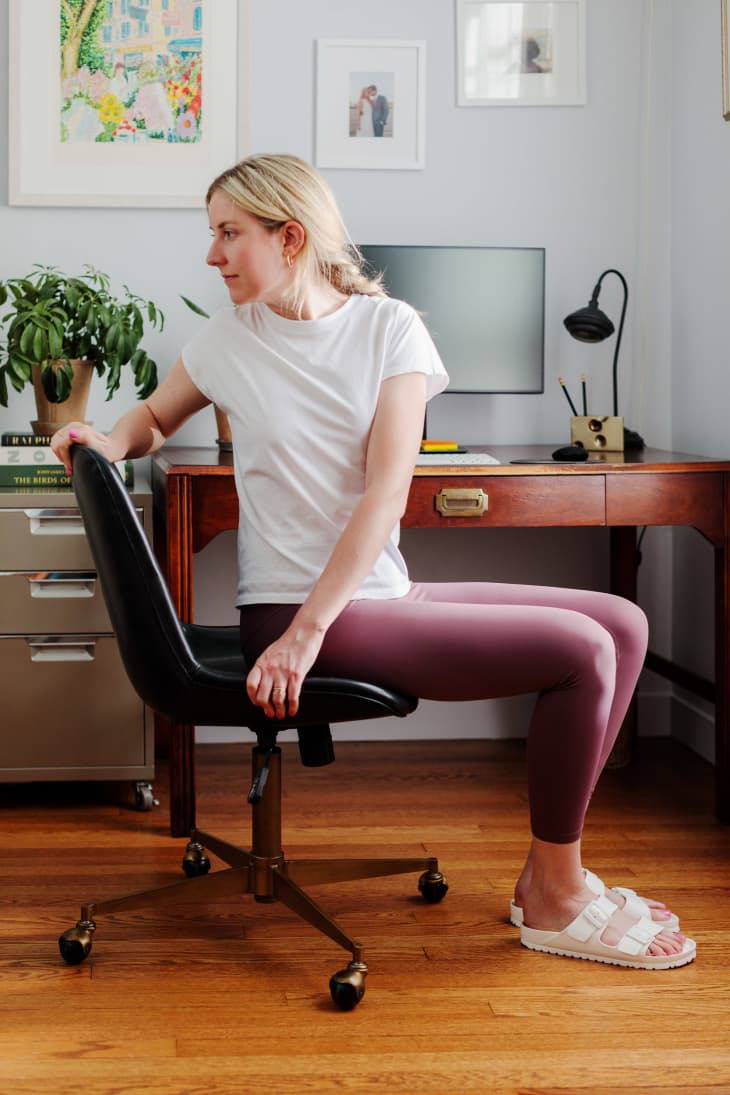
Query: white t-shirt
182 293 448 605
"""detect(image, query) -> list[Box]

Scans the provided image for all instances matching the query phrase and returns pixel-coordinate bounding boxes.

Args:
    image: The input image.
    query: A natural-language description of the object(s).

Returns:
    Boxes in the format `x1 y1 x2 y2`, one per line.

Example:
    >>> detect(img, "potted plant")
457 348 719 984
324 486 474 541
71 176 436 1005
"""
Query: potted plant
0 265 164 432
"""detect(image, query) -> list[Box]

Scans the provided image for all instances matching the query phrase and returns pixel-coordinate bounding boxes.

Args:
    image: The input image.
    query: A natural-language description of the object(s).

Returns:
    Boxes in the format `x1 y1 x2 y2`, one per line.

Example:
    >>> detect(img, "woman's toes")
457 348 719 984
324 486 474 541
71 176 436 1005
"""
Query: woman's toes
648 930 685 956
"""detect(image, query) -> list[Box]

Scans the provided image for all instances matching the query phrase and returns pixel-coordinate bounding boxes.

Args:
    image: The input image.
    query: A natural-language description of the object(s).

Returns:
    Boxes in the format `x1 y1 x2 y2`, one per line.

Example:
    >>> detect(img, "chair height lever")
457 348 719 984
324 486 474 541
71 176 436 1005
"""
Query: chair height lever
248 747 276 805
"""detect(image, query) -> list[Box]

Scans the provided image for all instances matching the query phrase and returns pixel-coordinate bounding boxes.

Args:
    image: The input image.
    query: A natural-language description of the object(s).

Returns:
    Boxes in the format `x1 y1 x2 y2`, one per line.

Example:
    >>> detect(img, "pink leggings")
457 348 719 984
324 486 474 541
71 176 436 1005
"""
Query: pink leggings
239 582 648 844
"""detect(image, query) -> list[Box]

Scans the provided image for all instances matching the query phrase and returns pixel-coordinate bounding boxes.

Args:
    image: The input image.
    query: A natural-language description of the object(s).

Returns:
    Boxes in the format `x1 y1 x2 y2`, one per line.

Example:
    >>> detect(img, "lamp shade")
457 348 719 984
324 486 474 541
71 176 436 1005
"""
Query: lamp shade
563 302 615 343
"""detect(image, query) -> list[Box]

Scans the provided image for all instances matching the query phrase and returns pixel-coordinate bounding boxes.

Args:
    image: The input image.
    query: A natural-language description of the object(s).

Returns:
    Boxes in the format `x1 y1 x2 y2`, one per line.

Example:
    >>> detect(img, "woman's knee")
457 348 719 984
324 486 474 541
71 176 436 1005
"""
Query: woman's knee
596 593 649 656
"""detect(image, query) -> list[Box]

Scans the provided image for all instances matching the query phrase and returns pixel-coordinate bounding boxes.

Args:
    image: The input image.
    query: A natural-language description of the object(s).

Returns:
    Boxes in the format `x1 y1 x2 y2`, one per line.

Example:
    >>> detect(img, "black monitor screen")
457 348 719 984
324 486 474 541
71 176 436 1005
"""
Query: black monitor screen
359 245 545 394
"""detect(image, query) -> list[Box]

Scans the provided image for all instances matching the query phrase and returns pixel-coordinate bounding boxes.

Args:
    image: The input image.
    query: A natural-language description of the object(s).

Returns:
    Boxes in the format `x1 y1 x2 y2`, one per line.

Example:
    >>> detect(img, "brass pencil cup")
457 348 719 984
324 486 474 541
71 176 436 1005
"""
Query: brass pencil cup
570 415 624 452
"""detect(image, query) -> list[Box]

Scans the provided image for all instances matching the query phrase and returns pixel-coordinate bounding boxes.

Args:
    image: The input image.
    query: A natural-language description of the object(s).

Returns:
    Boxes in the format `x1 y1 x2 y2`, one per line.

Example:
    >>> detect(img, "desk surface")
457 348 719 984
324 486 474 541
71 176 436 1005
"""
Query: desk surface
154 444 729 476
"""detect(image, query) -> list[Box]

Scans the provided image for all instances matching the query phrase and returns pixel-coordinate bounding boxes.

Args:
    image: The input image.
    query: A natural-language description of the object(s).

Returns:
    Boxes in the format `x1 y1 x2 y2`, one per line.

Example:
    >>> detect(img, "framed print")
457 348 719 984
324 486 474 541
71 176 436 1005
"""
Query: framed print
723 0 730 119
457 0 586 106
315 39 426 169
8 0 249 207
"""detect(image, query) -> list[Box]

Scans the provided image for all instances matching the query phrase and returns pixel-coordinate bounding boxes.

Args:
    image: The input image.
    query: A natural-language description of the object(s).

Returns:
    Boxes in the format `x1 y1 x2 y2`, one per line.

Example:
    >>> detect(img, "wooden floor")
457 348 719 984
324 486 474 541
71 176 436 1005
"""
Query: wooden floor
2 737 730 1094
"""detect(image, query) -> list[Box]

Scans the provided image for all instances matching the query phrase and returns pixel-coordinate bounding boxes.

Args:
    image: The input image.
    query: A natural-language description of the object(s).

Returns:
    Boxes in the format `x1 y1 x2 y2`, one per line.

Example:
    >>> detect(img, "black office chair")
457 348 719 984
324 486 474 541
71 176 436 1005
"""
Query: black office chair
58 446 447 1009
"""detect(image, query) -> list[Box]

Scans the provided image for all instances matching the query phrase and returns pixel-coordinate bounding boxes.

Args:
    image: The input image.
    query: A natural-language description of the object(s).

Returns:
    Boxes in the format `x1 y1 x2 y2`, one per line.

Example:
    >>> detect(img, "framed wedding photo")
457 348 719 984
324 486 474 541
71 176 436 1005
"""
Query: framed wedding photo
315 39 426 169
8 0 248 207
456 0 586 107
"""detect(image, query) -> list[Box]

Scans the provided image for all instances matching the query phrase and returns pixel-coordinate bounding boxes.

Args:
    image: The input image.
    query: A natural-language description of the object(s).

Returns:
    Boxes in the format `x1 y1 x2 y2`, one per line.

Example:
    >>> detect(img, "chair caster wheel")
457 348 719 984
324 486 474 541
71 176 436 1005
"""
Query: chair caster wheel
182 841 211 878
418 869 449 904
329 961 367 1011
59 920 96 965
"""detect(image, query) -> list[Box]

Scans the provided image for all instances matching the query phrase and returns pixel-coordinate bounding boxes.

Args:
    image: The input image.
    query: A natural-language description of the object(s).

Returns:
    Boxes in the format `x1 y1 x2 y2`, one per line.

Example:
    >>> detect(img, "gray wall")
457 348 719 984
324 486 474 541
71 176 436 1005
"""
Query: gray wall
667 0 730 761
2 0 710 746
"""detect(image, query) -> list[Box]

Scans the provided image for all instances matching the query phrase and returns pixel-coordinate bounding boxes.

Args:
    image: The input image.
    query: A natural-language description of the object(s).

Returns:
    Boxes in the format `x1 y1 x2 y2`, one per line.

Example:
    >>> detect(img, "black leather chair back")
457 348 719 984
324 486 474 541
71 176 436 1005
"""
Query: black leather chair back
70 446 417 733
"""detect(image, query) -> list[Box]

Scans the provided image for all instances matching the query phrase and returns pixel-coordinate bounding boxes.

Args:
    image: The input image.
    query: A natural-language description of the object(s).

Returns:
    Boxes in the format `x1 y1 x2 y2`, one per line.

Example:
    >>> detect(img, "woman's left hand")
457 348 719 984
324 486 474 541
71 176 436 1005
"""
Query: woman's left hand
246 624 325 719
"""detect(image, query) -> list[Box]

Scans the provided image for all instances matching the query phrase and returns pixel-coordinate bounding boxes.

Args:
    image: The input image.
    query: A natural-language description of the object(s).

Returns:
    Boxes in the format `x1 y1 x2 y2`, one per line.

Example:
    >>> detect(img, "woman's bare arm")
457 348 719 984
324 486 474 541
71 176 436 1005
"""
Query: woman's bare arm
51 358 210 470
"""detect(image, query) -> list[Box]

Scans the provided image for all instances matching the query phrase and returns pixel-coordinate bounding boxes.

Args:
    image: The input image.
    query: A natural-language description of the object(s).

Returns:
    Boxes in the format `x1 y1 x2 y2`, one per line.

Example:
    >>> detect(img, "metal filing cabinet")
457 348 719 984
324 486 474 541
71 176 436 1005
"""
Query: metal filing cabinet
0 481 155 807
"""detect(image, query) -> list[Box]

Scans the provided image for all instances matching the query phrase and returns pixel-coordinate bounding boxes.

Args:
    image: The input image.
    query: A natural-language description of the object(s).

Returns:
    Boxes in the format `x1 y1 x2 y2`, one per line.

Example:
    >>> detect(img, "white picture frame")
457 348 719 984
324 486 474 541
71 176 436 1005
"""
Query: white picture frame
315 39 426 170
456 0 586 107
8 0 249 207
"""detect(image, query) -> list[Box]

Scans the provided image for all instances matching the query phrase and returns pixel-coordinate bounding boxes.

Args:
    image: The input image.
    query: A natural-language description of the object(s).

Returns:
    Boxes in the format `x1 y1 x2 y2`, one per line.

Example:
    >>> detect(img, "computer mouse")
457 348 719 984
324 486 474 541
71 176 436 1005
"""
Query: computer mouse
552 445 589 462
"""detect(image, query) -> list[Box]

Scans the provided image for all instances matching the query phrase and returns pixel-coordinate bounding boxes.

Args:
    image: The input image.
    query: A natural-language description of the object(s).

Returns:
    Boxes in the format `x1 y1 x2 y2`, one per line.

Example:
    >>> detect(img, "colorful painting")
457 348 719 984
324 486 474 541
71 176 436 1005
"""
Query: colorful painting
60 0 204 145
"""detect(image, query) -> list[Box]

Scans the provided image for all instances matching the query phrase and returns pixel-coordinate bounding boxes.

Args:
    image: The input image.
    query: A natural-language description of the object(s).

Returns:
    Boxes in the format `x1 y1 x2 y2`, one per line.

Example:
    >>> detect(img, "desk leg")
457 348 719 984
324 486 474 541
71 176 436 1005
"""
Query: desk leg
162 476 197 838
715 500 730 821
608 526 638 767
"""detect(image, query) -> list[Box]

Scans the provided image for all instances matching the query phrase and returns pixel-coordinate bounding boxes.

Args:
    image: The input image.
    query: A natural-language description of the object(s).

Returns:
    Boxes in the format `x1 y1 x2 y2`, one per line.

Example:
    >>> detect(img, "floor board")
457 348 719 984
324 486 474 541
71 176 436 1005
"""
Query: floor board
1 738 729 1094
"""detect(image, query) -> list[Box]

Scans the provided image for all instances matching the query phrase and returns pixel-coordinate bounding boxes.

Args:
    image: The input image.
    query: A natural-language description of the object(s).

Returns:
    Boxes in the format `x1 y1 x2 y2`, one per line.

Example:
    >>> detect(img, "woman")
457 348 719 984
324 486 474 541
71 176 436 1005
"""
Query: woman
356 86 375 137
51 153 694 970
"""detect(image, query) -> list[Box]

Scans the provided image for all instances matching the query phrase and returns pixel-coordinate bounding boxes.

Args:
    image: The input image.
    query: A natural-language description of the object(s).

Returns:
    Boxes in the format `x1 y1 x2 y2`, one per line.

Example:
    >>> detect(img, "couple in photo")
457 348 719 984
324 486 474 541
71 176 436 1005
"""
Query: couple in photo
356 84 388 137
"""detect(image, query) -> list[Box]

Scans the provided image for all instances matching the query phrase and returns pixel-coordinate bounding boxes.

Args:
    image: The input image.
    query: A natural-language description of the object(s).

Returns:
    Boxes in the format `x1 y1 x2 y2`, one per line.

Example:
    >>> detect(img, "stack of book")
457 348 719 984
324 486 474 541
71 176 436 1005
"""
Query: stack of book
0 432 132 488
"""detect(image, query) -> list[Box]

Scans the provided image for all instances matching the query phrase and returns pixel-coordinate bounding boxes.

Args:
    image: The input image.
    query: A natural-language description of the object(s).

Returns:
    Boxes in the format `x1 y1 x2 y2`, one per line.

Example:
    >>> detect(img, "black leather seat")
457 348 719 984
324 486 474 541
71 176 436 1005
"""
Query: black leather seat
58 446 447 1009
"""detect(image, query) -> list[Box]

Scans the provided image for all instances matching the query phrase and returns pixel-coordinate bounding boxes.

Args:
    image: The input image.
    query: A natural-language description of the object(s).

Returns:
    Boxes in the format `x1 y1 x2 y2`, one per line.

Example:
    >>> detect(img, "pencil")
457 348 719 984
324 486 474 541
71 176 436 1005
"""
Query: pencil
558 377 579 416
581 373 588 415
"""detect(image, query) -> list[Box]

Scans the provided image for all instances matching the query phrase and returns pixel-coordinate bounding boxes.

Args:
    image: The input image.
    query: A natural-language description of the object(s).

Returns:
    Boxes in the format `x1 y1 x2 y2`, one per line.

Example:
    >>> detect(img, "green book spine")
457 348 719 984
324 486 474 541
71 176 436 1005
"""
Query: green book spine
0 461 133 489
0 466 72 488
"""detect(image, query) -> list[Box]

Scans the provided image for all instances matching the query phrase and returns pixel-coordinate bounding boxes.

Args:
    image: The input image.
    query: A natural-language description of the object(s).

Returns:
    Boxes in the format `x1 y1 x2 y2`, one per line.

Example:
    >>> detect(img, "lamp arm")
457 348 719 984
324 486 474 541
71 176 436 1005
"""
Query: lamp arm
595 268 628 416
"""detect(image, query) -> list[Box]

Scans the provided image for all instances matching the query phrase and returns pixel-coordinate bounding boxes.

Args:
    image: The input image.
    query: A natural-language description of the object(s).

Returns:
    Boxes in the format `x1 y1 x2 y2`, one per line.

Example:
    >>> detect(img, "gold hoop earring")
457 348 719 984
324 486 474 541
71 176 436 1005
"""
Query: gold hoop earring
285 254 294 269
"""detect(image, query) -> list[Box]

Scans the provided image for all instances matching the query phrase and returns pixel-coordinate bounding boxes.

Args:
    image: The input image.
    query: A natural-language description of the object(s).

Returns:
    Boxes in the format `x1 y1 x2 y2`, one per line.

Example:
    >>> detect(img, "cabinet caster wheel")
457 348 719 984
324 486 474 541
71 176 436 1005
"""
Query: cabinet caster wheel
59 920 96 965
418 870 449 904
182 841 211 878
134 782 159 811
329 961 367 1011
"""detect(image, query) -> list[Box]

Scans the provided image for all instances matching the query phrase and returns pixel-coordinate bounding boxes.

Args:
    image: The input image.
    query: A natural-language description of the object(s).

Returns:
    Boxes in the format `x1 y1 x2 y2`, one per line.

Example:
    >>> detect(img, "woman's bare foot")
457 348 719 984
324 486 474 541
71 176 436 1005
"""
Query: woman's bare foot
521 882 687 958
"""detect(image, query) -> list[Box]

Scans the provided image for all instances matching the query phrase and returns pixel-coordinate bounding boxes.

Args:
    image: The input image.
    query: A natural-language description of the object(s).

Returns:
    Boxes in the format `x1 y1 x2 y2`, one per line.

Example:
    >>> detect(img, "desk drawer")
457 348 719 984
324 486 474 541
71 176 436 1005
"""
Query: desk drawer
0 571 111 632
606 472 725 543
404 475 605 528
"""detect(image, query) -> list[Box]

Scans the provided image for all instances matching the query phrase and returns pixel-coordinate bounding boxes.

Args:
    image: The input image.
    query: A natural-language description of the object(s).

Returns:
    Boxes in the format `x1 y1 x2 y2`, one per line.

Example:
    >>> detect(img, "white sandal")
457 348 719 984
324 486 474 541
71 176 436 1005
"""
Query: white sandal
520 892 695 970
510 867 680 932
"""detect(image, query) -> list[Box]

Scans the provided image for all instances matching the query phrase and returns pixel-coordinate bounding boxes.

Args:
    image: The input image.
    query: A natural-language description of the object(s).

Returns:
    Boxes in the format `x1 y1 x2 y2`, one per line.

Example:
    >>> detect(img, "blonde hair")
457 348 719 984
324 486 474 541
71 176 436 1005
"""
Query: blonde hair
206 154 385 315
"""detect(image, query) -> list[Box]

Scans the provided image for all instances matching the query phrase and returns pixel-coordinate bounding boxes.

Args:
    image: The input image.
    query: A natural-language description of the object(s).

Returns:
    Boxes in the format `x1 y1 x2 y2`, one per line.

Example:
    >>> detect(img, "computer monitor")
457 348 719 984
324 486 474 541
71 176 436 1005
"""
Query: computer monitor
358 244 545 394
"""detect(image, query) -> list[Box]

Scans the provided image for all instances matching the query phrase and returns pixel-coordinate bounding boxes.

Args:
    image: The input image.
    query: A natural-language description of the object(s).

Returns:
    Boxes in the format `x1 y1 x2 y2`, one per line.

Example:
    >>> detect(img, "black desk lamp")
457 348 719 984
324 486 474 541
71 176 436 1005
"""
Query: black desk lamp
563 268 645 450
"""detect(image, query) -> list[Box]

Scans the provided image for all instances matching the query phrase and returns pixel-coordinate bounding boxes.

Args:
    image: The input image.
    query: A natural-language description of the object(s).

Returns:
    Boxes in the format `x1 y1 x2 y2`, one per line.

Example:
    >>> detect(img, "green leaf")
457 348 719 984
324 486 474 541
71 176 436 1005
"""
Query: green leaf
8 356 32 383
19 324 36 357
105 323 120 354
47 326 64 359
180 295 210 318
32 326 48 363
0 367 8 407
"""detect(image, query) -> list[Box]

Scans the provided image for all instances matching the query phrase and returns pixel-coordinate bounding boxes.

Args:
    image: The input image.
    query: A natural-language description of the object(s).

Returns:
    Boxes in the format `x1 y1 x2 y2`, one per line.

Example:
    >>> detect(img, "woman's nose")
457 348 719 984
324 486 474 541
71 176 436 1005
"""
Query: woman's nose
207 241 222 266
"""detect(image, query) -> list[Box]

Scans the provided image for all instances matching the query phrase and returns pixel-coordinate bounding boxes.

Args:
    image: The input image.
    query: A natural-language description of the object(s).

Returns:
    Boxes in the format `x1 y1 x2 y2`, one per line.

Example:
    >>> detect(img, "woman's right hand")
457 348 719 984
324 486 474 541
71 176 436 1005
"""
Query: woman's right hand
50 422 117 475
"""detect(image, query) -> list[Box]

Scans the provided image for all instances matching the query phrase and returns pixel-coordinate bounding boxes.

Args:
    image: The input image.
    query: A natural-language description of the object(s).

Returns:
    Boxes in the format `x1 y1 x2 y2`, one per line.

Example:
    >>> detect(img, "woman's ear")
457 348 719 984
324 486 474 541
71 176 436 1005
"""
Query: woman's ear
282 220 305 262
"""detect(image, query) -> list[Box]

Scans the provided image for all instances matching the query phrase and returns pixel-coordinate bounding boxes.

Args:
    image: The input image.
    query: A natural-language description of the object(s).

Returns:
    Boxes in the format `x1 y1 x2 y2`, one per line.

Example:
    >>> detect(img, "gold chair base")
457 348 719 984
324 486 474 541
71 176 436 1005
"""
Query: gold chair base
59 745 447 1008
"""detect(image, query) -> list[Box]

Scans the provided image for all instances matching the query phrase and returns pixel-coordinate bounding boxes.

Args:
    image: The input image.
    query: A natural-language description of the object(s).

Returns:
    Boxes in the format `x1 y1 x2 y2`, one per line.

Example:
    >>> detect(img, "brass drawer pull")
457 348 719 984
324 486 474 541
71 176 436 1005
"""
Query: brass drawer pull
435 488 488 517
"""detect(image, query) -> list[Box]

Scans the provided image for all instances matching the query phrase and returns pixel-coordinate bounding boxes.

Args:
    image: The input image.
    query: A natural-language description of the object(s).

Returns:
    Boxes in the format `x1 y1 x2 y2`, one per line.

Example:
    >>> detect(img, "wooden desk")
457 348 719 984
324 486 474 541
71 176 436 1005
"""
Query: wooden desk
152 445 730 836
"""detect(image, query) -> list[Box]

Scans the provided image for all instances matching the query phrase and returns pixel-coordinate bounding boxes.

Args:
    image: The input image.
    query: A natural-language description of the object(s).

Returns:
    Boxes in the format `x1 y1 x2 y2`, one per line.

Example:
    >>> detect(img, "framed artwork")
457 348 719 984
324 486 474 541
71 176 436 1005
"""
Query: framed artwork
723 0 730 119
456 0 586 106
315 39 426 169
8 0 249 207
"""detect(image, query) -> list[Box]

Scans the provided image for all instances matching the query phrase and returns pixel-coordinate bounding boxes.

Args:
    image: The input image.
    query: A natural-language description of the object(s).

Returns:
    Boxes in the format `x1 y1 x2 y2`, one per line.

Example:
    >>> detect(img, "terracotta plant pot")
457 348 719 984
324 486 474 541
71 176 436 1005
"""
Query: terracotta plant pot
31 359 93 435
214 405 232 451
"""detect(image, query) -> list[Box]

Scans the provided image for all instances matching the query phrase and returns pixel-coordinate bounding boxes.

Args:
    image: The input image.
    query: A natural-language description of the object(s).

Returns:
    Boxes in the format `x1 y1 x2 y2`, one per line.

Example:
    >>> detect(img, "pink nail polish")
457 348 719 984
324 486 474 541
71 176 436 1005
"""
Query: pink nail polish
69 431 78 439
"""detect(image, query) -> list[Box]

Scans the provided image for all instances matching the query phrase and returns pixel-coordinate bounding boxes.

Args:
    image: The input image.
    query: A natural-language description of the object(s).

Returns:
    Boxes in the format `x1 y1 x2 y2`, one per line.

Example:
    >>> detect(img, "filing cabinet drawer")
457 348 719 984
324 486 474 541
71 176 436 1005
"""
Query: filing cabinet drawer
0 571 112 632
0 506 145 570
0 635 146 771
